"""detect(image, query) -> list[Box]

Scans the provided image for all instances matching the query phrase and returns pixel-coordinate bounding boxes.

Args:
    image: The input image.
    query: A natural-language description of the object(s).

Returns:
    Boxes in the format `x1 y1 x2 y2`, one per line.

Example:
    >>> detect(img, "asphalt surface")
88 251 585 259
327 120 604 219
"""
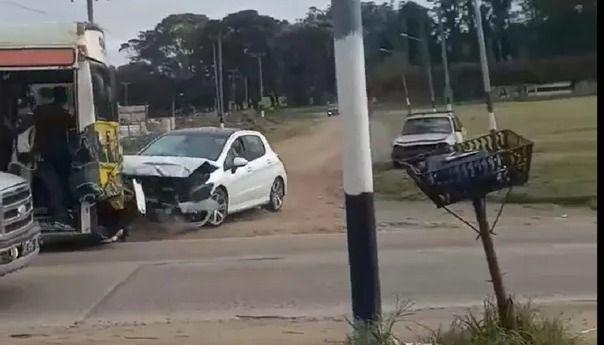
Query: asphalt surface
0 226 596 330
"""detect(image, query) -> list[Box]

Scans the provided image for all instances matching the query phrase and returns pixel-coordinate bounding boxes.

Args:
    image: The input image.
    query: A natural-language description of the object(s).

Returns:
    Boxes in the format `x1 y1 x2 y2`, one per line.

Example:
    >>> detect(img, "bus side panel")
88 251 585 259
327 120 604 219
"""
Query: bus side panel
90 121 125 210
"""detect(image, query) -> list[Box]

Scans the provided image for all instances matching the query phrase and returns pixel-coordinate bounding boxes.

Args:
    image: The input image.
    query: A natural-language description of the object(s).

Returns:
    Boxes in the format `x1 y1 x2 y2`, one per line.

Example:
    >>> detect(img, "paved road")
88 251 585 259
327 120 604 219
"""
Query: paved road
0 227 595 330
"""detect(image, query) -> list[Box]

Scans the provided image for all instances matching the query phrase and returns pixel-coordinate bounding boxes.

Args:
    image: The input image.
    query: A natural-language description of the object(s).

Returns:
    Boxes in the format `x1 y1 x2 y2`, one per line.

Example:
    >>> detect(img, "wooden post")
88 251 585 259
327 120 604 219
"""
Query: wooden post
473 197 512 327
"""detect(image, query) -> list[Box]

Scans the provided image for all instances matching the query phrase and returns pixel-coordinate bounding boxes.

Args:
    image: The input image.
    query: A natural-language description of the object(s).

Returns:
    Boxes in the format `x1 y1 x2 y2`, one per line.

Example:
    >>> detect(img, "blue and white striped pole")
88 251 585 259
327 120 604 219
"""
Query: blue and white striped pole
332 0 382 323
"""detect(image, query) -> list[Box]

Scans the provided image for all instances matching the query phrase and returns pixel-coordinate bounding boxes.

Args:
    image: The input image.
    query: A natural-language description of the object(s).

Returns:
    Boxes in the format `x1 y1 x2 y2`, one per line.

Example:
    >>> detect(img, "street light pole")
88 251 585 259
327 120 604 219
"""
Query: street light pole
473 0 498 130
402 72 411 114
244 75 249 109
244 49 266 104
379 47 412 114
438 6 453 111
87 0 94 23
217 34 225 128
417 11 436 112
227 69 238 111
332 0 381 325
257 54 264 101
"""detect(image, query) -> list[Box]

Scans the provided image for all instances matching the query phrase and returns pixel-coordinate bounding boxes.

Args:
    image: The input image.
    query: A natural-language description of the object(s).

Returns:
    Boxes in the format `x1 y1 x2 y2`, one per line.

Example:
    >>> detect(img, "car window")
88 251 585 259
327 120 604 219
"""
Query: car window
402 117 452 135
225 137 245 168
242 135 266 161
140 133 227 160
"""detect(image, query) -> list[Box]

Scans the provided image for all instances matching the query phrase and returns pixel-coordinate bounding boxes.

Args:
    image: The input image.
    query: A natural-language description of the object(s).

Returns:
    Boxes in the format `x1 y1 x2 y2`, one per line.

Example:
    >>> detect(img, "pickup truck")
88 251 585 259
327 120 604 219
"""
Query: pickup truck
0 172 40 276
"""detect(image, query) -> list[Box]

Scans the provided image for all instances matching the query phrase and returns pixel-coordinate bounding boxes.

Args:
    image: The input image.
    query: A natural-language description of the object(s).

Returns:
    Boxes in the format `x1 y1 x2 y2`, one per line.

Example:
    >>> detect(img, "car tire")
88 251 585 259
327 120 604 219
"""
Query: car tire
265 178 285 212
207 187 228 227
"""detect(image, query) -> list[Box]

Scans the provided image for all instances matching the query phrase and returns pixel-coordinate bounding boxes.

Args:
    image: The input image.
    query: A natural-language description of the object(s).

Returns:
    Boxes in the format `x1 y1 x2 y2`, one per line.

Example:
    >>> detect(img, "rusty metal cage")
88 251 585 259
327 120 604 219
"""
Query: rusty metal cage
404 130 534 208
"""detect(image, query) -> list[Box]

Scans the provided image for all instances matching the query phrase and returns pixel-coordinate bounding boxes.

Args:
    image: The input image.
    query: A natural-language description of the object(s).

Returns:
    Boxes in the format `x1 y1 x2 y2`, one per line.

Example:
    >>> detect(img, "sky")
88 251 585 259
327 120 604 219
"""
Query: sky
0 0 385 66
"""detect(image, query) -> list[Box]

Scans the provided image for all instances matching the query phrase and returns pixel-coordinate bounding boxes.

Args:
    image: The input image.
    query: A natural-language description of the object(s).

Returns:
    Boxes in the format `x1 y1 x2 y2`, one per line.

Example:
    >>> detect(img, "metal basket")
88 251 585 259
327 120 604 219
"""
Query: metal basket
404 130 534 207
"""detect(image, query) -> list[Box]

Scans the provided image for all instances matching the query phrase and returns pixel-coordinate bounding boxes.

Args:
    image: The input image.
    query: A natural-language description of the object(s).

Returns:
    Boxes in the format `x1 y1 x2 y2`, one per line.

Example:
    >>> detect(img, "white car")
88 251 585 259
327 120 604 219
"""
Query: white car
122 127 287 227
391 111 466 167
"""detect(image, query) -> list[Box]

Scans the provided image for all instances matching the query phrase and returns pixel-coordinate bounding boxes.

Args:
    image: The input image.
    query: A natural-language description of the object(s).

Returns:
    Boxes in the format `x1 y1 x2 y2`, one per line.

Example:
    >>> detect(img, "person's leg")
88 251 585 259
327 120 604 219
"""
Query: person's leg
36 160 68 221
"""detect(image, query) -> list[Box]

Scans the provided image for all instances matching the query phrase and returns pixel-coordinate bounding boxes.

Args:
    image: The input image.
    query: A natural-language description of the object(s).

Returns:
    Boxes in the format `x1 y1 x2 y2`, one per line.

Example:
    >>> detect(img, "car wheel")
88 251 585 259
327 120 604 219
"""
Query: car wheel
208 188 228 227
266 178 285 212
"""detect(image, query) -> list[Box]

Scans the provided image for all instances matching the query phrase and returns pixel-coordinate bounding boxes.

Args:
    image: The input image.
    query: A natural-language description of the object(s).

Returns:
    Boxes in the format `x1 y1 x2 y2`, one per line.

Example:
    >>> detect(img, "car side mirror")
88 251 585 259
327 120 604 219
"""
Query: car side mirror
233 157 248 168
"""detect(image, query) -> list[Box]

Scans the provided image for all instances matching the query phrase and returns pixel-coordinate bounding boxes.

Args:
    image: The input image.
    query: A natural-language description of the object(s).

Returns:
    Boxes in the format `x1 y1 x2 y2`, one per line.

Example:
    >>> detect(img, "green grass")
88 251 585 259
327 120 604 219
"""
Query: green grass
426 301 586 345
373 96 597 208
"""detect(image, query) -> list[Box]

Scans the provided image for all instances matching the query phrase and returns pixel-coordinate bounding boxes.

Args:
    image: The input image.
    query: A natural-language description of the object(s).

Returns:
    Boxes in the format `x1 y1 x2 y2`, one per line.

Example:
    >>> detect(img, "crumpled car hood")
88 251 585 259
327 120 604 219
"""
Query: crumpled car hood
394 133 455 146
122 155 218 178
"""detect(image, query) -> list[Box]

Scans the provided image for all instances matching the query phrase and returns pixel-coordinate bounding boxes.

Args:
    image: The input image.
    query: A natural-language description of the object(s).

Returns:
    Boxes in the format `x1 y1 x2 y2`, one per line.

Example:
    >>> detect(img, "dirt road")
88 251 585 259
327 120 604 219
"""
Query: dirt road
127 115 596 242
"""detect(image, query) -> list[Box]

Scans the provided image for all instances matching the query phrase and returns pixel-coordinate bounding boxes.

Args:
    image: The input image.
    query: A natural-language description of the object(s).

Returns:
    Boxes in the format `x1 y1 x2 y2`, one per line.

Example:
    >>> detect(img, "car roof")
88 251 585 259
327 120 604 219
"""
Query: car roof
406 111 455 120
166 127 261 138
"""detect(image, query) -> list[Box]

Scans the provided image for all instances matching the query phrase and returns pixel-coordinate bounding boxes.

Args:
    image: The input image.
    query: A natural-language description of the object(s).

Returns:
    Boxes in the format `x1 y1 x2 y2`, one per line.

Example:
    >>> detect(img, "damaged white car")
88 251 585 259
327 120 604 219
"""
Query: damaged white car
122 128 287 227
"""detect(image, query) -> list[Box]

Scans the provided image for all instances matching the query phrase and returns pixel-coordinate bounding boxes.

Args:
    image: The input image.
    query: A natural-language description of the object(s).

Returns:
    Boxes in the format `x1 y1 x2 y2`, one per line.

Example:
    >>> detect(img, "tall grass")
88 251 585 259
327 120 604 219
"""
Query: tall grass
425 300 582 345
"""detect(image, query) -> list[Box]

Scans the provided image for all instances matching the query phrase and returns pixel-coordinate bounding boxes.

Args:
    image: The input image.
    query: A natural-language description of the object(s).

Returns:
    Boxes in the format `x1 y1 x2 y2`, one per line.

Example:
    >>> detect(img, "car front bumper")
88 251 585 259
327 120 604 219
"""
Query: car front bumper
391 144 453 164
0 221 40 277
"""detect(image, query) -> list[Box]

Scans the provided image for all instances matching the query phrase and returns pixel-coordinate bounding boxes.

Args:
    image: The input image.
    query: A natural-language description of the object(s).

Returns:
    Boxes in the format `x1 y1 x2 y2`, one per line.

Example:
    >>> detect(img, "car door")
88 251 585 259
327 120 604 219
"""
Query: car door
221 136 253 212
241 134 272 204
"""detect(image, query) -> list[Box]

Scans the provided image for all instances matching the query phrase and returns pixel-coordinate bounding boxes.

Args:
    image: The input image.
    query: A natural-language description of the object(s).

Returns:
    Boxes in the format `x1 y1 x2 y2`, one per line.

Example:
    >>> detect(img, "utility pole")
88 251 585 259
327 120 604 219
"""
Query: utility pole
257 54 264 101
121 82 132 106
332 0 381 326
400 15 412 114
402 73 411 114
438 5 453 111
87 0 94 23
69 0 95 23
245 49 266 104
212 43 221 117
217 34 225 128
244 75 249 109
473 0 498 130
227 69 238 111
417 10 436 111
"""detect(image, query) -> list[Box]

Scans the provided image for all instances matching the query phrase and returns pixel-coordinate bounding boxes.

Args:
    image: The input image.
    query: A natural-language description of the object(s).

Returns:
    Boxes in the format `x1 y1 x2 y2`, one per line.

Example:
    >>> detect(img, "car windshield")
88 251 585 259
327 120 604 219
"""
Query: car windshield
402 117 452 135
139 133 227 160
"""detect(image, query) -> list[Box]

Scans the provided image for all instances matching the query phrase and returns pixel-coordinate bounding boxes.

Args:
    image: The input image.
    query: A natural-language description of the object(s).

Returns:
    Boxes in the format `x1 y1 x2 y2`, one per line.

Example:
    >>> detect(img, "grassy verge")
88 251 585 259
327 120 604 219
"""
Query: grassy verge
345 300 590 345
427 301 586 345
373 96 597 208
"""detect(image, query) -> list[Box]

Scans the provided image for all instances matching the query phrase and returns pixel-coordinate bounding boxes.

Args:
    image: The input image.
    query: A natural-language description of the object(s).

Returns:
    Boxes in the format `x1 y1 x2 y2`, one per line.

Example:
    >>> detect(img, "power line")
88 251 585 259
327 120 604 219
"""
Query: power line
0 1 48 15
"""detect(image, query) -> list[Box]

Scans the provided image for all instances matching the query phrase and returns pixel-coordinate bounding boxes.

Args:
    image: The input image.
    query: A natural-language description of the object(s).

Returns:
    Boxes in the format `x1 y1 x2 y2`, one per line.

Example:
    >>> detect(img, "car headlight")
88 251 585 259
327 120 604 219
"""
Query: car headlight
190 183 214 201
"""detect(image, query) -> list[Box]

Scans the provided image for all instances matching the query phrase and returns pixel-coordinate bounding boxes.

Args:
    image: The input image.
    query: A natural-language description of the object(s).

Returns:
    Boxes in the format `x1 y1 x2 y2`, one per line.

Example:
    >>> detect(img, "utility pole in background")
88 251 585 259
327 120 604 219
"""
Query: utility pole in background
438 5 453 111
121 82 132 106
473 0 498 130
212 42 222 121
86 0 94 22
244 75 249 109
227 69 239 111
244 49 266 104
332 0 382 325
417 10 436 111
217 34 225 128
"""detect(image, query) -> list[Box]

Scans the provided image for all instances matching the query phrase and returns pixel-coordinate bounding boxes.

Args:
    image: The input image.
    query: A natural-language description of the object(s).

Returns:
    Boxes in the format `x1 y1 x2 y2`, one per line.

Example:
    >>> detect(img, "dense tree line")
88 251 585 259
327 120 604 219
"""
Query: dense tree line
117 0 596 114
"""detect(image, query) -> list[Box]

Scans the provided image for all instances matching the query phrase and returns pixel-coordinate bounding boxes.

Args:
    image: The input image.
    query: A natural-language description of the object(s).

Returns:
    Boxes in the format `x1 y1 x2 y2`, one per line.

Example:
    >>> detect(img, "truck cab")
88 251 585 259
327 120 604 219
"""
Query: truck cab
0 172 40 276
391 111 466 167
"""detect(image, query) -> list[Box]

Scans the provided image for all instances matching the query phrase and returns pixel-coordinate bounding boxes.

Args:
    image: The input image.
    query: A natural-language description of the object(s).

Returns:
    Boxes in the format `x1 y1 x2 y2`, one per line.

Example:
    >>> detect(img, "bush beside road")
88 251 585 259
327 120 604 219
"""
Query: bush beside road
373 96 597 209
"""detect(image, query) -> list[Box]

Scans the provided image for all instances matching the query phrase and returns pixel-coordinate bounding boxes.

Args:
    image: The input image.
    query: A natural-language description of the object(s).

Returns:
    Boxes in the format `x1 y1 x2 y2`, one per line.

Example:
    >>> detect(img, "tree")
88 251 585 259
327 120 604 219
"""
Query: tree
272 23 335 105
120 13 209 79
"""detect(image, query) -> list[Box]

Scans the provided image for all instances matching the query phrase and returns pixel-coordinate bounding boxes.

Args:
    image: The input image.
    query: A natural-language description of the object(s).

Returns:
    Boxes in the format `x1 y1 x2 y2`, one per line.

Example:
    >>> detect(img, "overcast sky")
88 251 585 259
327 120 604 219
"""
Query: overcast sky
2 0 388 65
